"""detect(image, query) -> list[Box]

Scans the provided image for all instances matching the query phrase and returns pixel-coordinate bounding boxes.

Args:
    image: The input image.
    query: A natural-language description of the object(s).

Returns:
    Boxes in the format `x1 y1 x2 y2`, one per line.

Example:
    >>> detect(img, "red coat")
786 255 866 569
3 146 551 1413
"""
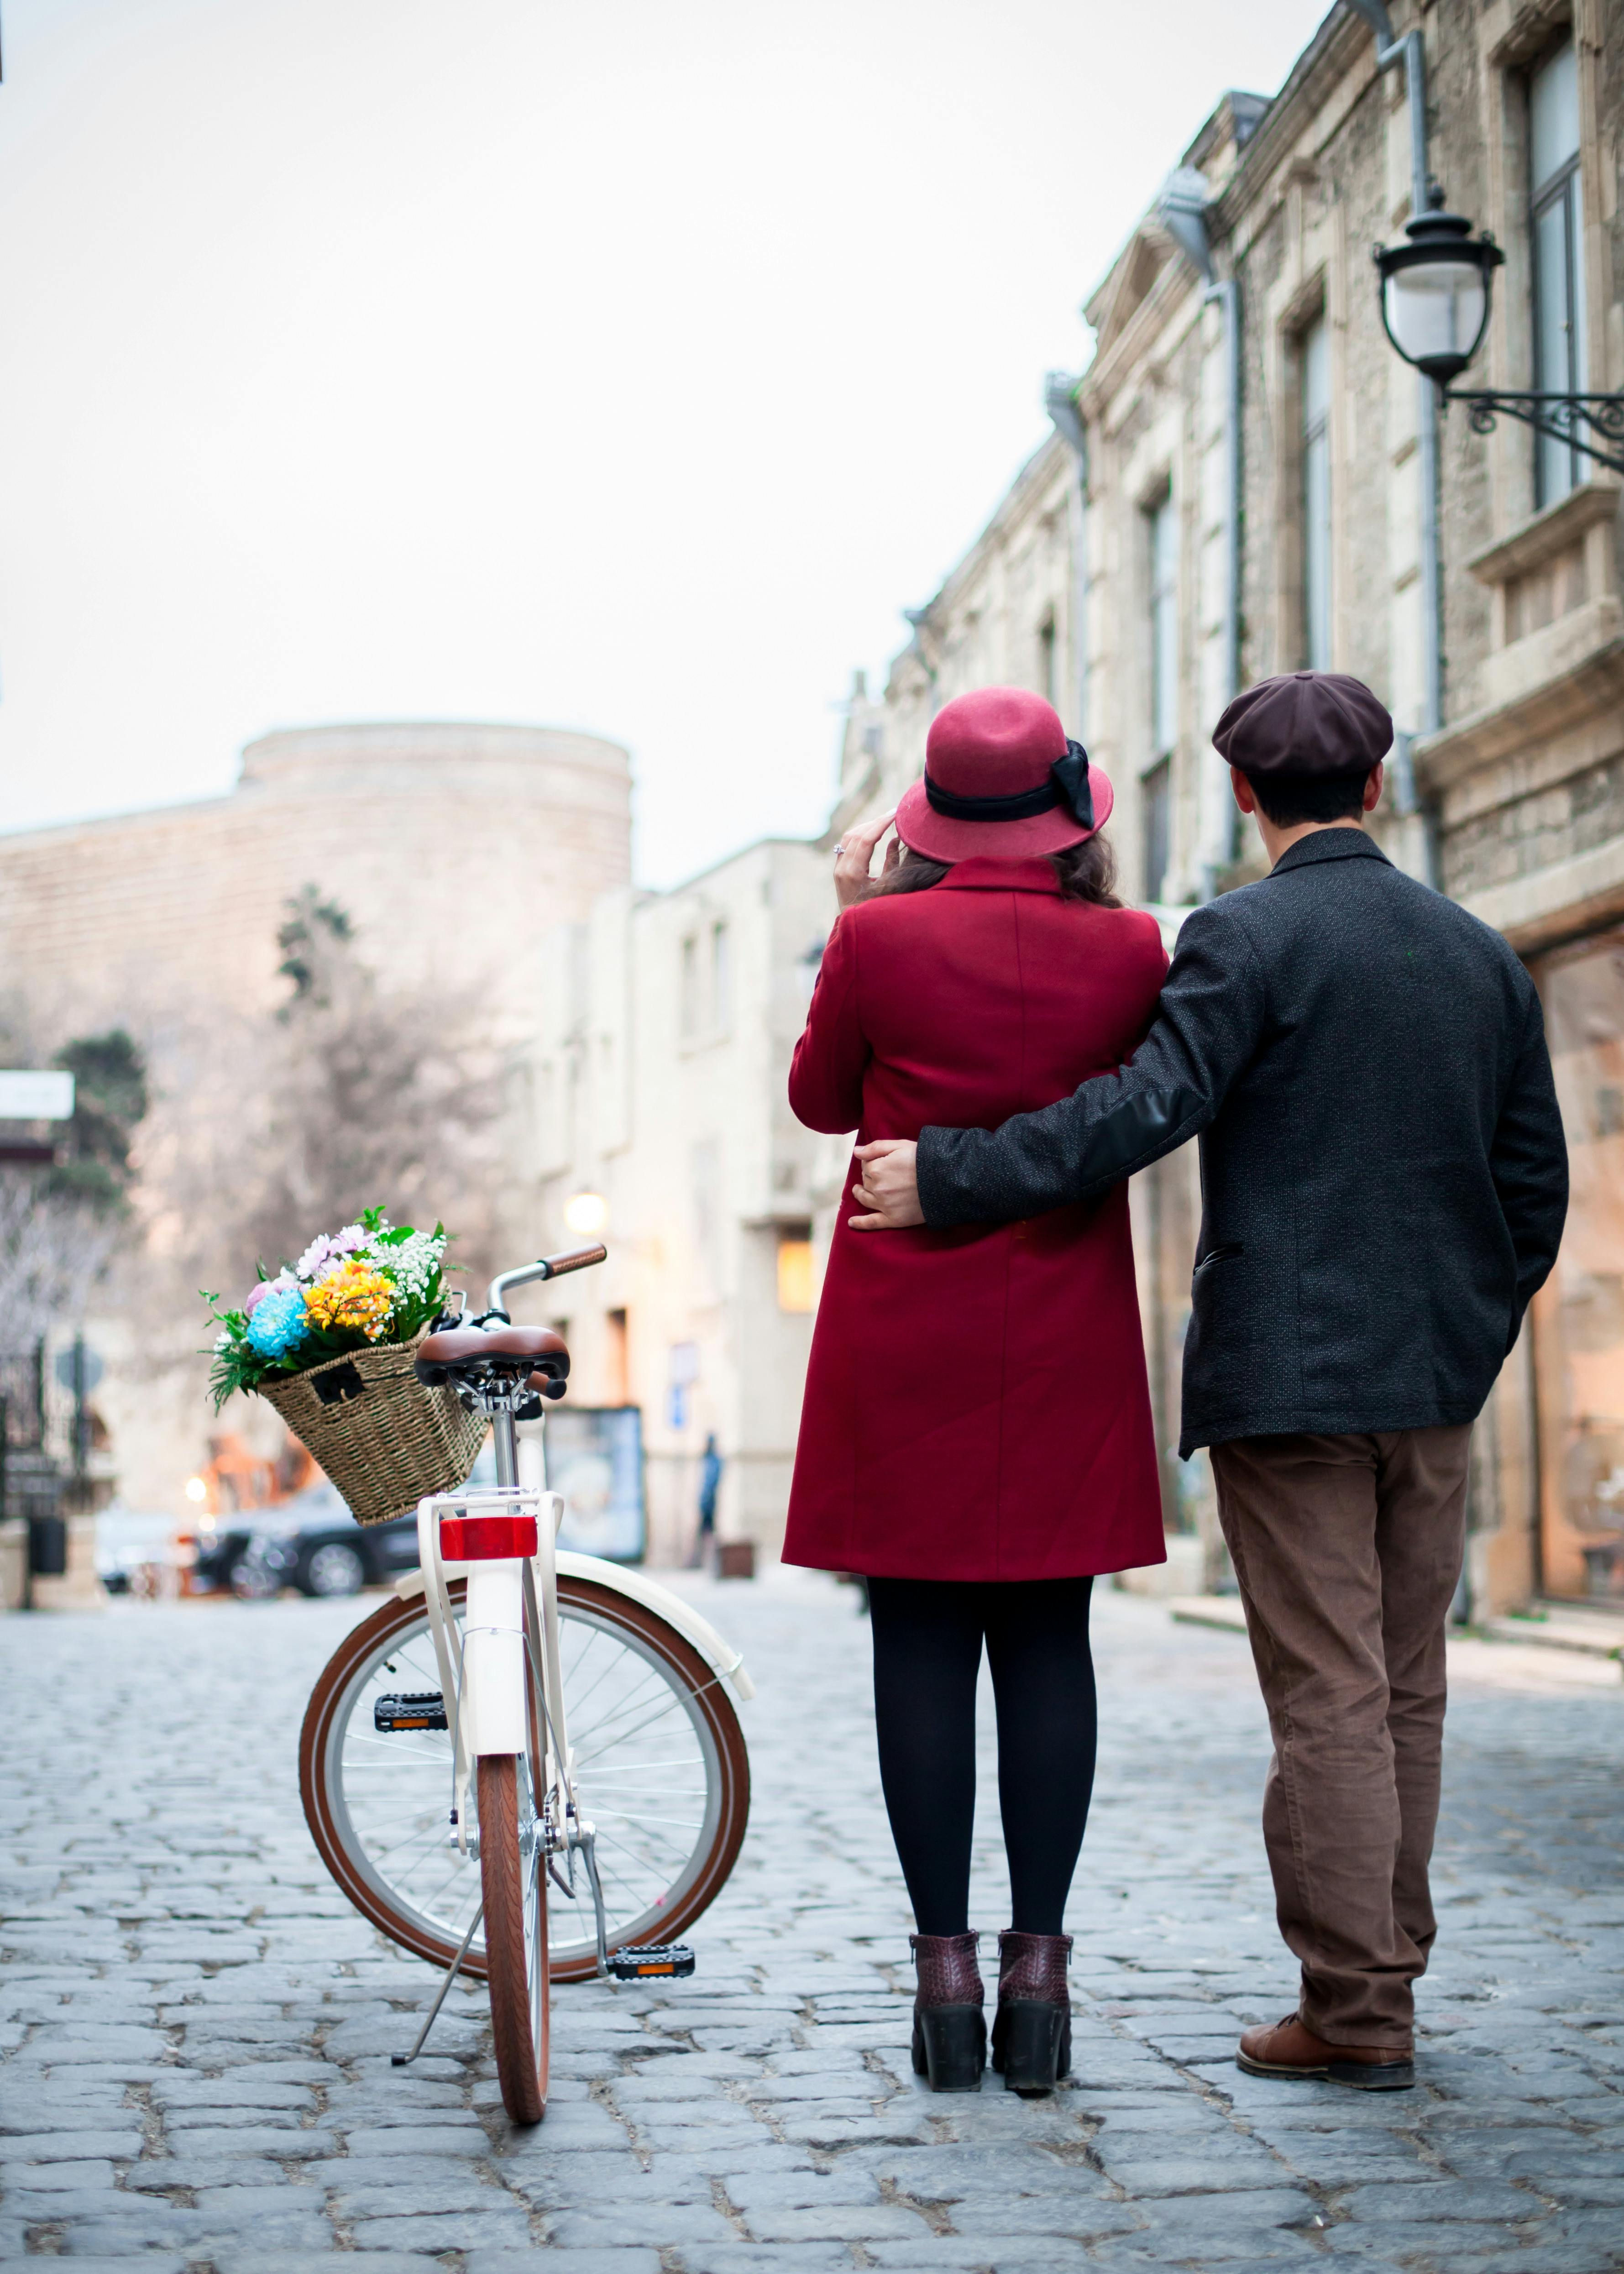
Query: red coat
783 856 1168 1583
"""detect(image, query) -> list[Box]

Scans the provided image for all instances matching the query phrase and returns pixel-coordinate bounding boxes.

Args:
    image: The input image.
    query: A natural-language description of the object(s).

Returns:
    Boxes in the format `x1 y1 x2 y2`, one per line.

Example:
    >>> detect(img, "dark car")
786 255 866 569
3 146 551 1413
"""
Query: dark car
194 1481 421 1600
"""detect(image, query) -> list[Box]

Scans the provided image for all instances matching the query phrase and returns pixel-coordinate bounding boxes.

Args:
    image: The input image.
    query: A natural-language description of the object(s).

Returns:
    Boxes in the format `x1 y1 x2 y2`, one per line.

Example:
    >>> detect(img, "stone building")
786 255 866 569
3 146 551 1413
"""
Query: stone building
521 837 831 1565
833 0 1624 1613
0 722 631 1024
0 722 632 1517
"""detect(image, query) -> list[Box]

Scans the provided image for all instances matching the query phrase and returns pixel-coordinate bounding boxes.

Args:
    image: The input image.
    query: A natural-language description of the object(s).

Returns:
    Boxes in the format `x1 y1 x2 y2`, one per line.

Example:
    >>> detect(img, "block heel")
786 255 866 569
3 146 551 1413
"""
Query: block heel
991 1998 1069 2094
912 2003 987 2091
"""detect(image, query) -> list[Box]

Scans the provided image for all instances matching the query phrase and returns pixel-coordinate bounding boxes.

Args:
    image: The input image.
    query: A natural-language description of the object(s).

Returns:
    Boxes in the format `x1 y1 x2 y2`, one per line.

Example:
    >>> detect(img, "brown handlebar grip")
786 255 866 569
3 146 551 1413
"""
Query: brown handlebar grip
541 1243 608 1278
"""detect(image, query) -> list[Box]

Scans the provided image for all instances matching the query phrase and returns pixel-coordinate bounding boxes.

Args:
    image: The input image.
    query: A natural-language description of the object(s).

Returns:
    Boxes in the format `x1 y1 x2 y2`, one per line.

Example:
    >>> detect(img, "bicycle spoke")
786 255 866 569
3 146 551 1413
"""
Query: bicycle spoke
319 1584 737 1974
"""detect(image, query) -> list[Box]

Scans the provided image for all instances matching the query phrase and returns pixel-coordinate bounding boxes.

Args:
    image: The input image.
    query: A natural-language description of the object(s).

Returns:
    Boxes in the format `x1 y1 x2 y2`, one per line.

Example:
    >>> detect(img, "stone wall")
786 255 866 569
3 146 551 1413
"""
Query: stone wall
0 721 633 1518
0 723 631 1031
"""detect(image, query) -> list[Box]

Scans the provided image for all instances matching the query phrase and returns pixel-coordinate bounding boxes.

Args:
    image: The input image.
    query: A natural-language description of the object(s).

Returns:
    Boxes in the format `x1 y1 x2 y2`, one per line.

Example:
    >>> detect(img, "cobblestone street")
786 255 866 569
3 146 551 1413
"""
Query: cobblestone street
2 1571 1622 2274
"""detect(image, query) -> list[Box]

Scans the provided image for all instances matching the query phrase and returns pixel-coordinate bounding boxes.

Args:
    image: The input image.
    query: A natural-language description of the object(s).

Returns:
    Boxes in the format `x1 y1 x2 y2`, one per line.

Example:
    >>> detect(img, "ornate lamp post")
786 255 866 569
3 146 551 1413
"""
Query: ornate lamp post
1375 203 1624 474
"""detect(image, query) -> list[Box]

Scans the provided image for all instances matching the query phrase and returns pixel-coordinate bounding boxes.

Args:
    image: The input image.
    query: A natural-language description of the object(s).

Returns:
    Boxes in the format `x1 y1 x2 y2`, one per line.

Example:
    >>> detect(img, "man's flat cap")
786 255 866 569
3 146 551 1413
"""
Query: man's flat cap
1213 670 1392 777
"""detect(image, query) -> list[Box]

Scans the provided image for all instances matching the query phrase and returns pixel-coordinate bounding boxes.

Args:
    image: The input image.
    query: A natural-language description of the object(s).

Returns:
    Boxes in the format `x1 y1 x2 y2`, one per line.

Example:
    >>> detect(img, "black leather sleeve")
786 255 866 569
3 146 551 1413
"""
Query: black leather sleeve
1490 985 1569 1339
916 902 1268 1226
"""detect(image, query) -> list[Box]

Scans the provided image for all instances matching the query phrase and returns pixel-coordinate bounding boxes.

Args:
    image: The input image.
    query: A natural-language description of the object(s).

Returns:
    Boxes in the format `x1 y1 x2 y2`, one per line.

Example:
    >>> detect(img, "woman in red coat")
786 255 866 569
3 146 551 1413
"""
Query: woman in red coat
784 686 1167 2095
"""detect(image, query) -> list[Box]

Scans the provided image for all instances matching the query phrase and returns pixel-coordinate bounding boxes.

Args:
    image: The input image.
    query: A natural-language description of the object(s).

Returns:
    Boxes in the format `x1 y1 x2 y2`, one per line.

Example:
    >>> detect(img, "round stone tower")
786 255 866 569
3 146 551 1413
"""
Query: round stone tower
0 720 632 1016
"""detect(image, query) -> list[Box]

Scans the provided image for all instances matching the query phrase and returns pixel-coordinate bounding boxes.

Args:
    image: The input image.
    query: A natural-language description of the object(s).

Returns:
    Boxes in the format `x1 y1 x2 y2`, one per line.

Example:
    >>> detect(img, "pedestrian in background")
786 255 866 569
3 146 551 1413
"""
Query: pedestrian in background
849 670 1569 2091
688 1432 722 1569
784 686 1168 2094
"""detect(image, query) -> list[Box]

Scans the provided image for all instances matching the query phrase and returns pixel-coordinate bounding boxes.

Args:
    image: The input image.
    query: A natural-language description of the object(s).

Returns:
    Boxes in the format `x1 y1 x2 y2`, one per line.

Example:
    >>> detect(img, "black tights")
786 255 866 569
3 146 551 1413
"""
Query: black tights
868 1576 1097 1939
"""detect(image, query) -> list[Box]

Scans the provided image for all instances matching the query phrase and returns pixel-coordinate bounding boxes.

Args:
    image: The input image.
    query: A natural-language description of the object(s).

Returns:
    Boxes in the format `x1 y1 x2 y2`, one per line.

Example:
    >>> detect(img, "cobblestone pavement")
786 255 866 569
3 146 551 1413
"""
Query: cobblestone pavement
3 1570 1622 2273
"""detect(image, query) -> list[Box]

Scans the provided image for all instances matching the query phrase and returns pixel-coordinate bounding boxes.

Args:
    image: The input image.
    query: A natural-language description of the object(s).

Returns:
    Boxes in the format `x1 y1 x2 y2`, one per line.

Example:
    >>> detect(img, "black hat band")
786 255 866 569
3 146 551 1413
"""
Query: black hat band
923 739 1095 832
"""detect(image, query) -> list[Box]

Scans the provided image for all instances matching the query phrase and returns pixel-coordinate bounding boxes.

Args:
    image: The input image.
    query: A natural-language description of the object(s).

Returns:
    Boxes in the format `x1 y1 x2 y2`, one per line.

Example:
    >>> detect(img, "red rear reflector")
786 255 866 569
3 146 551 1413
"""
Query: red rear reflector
439 1513 539 1560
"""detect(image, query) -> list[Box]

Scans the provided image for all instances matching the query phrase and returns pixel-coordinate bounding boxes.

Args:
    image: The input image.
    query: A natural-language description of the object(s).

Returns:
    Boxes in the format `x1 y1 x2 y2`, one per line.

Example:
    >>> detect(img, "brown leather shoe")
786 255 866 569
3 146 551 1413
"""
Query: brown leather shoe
1237 2015 1414 2091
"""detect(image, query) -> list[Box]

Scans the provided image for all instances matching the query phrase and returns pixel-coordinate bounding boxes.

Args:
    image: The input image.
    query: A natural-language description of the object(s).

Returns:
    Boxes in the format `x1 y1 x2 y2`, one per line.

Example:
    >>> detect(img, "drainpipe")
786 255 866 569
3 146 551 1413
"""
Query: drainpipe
1044 372 1090 739
1157 167 1242 899
1346 0 1443 871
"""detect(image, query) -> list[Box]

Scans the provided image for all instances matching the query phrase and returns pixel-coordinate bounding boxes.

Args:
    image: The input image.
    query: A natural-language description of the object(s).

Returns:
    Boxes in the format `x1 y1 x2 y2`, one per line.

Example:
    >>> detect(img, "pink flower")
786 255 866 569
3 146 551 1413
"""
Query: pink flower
244 1270 293 1315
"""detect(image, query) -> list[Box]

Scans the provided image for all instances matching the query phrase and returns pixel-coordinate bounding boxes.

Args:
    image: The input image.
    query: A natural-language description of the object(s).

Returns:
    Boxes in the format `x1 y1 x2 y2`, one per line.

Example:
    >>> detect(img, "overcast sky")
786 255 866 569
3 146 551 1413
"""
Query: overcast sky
0 0 1335 887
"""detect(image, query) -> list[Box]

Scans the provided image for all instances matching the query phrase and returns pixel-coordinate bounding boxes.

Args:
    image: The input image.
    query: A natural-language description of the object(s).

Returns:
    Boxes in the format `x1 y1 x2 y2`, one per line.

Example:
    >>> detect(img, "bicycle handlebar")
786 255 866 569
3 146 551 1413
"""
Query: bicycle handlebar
486 1244 608 1315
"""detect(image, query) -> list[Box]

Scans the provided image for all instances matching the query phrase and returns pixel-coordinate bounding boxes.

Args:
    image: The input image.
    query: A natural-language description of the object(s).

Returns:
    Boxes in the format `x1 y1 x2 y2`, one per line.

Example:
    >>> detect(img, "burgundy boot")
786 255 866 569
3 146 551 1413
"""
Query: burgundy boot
909 1931 985 2092
992 1930 1072 2095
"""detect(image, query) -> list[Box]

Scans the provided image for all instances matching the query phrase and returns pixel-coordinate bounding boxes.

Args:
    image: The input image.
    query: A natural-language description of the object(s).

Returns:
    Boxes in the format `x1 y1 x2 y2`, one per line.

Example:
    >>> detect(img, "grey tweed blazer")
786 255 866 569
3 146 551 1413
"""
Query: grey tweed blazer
916 830 1569 1456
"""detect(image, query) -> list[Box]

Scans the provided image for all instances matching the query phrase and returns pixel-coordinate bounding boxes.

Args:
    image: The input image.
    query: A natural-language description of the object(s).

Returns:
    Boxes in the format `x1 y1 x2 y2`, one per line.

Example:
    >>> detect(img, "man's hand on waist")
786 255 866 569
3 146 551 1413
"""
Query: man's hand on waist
849 1139 923 1230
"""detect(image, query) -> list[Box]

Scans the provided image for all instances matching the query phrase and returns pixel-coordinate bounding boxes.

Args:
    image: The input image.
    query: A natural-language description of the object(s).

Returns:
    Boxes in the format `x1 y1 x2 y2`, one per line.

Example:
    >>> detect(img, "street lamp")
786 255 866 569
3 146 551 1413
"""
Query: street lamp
563 1191 609 1238
1375 201 1624 474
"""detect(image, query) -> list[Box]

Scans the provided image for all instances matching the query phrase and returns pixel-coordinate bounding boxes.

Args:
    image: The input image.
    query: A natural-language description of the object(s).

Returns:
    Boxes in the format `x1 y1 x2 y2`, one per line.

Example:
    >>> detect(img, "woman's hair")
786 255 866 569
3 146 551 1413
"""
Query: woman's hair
863 833 1121 907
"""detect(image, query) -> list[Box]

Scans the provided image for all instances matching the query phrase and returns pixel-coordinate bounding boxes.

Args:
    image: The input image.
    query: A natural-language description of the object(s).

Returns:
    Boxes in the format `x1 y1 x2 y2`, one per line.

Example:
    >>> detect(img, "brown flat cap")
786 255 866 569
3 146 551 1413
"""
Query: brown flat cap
1213 670 1392 777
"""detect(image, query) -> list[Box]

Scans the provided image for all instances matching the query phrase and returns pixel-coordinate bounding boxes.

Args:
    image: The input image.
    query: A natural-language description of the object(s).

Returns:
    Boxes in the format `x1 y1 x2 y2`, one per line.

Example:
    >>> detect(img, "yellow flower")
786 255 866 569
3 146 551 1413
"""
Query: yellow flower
304 1260 394 1341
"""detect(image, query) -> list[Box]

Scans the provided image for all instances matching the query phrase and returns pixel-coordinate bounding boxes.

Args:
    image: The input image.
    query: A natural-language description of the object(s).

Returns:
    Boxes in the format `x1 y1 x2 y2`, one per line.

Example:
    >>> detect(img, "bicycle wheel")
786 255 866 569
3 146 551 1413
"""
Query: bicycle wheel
300 1573 750 1985
479 1753 549 2122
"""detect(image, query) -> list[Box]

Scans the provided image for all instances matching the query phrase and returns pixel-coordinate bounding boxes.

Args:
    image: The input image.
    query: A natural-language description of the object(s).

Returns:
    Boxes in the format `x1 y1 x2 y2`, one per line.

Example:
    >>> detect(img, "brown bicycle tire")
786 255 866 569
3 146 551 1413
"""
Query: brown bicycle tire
299 1574 751 1985
478 1754 550 2122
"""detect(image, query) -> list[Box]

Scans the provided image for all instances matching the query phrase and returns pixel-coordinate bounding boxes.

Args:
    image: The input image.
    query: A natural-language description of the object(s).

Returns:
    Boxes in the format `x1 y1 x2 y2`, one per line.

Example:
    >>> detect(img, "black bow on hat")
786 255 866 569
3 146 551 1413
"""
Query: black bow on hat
922 739 1095 830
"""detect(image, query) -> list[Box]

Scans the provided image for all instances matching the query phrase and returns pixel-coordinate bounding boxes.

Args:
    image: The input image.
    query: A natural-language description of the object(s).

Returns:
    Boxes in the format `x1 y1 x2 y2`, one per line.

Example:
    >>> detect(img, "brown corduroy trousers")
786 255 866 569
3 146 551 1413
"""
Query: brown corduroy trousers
1210 1426 1472 2049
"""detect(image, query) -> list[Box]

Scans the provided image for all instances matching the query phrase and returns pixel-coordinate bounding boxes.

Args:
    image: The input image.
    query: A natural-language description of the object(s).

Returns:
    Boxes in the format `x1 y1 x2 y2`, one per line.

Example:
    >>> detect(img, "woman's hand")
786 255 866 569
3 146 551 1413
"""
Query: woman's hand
833 810 899 910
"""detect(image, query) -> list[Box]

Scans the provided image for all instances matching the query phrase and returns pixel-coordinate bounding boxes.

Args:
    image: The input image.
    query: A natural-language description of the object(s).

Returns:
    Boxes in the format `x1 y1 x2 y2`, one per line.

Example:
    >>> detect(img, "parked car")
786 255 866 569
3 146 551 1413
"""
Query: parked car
193 1481 419 1600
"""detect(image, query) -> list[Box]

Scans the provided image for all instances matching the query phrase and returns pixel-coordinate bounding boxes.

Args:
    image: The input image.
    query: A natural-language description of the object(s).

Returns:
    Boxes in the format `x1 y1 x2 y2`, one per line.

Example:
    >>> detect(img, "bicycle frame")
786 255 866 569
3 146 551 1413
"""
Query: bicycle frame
409 1249 615 1975
392 1243 750 2057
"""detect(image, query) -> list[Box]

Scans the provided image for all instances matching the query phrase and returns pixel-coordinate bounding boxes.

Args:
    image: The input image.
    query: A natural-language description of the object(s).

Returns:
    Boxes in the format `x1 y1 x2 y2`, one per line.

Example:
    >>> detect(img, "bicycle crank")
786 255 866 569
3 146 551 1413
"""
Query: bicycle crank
571 1821 697 1982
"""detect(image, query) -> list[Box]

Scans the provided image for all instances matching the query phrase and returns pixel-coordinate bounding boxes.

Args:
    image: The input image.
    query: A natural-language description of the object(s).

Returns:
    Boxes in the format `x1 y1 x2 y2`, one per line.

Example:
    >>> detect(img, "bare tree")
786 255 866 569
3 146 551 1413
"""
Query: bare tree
236 888 506 1282
0 1176 116 1355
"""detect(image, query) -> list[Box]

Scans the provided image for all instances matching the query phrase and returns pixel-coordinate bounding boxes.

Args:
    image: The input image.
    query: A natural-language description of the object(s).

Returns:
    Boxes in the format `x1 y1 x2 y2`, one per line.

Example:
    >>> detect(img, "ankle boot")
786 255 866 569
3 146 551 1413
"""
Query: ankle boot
909 1931 985 2092
991 1930 1072 2095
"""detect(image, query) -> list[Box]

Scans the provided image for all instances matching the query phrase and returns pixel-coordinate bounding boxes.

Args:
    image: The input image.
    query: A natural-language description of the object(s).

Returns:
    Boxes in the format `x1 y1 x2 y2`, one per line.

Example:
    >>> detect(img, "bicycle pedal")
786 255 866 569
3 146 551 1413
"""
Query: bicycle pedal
373 1692 448 1732
605 1944 696 1980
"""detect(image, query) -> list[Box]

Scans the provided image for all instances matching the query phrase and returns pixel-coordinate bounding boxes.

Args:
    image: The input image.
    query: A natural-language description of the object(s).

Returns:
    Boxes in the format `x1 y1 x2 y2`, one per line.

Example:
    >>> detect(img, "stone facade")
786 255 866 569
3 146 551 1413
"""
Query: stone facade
0 723 633 1519
523 838 832 1564
832 0 1624 1613
0 723 632 1029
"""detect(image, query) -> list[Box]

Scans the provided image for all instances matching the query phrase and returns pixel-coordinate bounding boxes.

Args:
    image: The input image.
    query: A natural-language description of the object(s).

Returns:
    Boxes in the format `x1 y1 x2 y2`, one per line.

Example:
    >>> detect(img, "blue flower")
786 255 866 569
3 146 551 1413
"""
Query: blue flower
246 1284 309 1358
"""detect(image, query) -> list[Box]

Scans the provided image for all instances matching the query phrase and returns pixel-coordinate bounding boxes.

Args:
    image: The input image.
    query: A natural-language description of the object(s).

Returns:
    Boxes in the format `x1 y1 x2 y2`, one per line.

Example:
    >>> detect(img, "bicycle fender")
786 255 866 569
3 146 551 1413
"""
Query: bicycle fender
393 1554 755 1703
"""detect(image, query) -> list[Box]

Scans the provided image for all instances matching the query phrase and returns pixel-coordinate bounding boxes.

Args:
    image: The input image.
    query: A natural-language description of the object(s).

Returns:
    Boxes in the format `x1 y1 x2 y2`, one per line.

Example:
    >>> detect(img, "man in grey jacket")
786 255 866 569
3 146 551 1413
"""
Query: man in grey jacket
848 670 1568 2090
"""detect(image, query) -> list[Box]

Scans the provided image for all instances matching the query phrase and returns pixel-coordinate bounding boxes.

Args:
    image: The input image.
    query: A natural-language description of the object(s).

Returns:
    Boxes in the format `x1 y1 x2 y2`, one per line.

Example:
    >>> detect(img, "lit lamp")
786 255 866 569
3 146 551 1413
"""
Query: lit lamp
1374 203 1624 472
564 1191 609 1238
184 1475 209 1505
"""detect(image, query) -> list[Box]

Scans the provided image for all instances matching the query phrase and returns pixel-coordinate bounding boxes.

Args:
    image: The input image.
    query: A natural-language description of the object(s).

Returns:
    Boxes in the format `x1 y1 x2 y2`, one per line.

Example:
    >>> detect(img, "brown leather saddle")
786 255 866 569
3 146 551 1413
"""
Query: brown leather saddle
414 1323 570 1399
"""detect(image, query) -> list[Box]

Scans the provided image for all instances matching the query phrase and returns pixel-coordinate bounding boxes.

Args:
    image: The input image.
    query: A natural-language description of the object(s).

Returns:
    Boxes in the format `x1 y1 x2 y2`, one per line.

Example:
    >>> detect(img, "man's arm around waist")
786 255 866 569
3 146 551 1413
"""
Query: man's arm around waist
916 902 1267 1226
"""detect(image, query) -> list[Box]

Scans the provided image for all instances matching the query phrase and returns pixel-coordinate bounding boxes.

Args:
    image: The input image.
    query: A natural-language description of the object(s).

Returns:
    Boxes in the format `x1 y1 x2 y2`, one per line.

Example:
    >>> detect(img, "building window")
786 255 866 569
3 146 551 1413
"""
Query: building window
1147 491 1179 759
680 935 700 1037
605 1307 629 1406
1529 927 1624 1600
1300 315 1332 669
1530 37 1584 507
1142 758 1171 904
710 920 731 1031
1038 613 1057 707
776 1233 814 1313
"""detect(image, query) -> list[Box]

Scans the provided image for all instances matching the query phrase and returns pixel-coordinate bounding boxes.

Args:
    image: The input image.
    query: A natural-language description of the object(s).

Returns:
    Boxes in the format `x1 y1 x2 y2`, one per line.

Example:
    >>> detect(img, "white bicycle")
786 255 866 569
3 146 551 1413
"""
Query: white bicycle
299 1243 753 2122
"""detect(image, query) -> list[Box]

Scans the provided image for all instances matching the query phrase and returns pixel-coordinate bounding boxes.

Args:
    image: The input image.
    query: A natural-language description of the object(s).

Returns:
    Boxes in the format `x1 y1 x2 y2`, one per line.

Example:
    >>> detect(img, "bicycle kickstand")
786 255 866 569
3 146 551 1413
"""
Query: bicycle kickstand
392 1901 484 2068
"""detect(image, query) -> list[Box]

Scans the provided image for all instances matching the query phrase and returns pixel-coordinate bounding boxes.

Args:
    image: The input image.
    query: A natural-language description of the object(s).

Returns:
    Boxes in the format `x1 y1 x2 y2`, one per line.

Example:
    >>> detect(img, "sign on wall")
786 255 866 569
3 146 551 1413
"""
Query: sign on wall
0 1071 75 1119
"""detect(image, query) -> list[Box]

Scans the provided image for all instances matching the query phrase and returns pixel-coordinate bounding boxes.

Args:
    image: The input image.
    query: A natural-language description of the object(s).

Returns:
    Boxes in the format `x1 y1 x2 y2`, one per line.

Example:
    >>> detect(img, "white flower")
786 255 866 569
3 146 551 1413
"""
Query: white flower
372 1228 445 1300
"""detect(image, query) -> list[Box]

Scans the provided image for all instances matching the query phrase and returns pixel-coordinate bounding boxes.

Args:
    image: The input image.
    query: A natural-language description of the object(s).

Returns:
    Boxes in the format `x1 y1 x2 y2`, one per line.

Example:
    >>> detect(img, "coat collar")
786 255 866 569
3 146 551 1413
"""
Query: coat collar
1270 828 1391 878
937 855 1063 895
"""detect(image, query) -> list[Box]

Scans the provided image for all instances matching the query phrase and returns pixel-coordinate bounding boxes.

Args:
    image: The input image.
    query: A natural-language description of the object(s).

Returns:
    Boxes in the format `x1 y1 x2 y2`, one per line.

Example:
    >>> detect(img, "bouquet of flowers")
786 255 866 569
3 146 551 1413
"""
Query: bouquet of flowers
204 1206 452 1409
201 1205 485 1526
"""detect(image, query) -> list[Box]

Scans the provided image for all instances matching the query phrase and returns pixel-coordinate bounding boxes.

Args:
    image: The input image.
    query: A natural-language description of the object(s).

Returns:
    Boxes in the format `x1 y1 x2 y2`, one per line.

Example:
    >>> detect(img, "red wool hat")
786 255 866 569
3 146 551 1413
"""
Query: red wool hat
896 686 1114 864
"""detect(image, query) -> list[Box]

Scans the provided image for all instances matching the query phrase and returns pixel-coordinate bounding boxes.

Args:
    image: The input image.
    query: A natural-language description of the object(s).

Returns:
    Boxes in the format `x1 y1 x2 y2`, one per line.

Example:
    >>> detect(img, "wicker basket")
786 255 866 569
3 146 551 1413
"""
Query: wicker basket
258 1332 487 1526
